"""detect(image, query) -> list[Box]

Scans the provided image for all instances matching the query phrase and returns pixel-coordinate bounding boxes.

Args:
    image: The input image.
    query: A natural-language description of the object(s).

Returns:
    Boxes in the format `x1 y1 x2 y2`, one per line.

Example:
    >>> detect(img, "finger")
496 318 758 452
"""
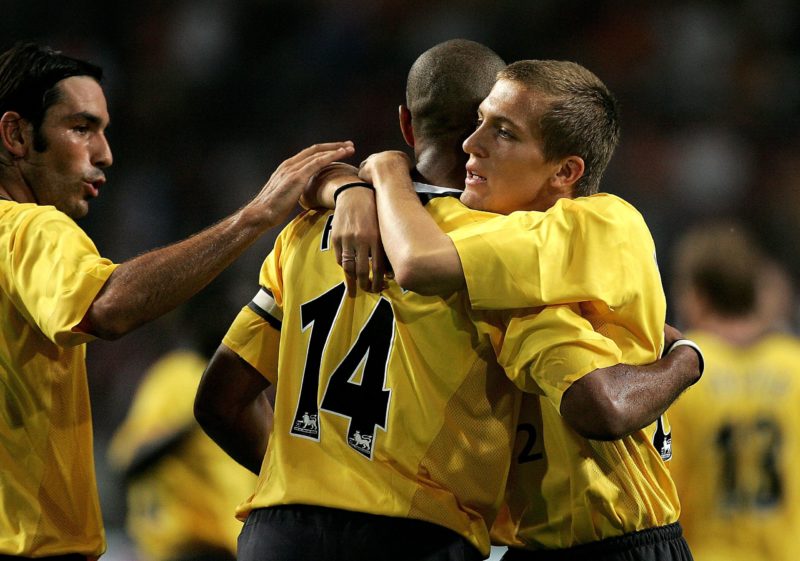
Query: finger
295 146 356 180
344 273 357 298
332 226 344 266
286 141 354 166
355 245 372 293
343 265 358 297
334 238 344 266
370 247 386 293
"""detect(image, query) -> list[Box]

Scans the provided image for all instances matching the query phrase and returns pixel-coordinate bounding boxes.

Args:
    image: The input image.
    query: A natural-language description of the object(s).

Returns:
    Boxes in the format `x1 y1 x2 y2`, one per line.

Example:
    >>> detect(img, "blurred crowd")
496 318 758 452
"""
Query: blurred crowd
2 0 799 554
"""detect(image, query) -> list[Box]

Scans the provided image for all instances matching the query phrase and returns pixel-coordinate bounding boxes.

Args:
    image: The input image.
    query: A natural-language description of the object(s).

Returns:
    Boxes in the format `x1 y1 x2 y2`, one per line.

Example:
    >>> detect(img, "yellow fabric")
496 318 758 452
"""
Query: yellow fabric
0 201 117 556
445 194 678 548
668 331 800 561
223 203 520 556
109 350 257 561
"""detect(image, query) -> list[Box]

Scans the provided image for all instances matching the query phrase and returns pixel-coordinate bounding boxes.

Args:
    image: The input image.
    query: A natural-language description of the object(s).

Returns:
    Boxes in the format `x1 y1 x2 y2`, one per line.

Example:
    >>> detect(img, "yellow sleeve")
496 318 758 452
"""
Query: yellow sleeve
222 306 280 384
221 224 294 384
447 194 660 311
497 304 623 410
2 205 117 346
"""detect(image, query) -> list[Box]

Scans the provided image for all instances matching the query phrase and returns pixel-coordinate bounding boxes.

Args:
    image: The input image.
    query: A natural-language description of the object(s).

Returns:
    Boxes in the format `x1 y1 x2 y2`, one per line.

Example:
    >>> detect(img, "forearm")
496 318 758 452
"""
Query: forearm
85 141 354 339
560 347 700 440
300 163 360 209
86 210 266 339
367 156 465 294
195 345 273 474
202 390 271 475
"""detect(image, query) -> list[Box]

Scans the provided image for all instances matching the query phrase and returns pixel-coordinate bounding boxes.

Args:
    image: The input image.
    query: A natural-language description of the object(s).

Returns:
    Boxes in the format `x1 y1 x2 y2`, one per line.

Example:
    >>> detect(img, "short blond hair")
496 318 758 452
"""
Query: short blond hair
499 60 620 196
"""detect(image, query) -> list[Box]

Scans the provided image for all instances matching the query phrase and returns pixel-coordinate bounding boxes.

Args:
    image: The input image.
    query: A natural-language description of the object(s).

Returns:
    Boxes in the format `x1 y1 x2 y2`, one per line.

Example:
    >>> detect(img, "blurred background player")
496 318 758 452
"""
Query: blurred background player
109 349 259 561
667 221 800 561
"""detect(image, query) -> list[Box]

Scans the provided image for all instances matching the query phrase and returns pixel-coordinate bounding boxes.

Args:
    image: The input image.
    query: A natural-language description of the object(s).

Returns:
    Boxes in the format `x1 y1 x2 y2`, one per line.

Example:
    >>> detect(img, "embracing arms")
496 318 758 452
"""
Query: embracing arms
561 324 702 440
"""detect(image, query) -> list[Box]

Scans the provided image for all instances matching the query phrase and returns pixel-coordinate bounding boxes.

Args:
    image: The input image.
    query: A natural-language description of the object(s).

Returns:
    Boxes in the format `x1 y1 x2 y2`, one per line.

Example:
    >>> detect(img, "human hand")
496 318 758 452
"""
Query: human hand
333 186 386 296
246 141 355 228
358 151 413 185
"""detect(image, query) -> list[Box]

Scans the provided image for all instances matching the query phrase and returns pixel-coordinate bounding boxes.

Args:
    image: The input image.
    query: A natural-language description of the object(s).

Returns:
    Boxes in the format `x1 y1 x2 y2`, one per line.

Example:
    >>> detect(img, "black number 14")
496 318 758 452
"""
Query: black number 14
290 284 394 459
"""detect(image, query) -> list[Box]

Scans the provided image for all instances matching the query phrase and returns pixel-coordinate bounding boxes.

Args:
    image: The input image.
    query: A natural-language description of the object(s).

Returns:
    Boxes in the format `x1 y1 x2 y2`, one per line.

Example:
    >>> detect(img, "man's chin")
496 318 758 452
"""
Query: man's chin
66 200 90 220
459 189 484 212
460 190 500 214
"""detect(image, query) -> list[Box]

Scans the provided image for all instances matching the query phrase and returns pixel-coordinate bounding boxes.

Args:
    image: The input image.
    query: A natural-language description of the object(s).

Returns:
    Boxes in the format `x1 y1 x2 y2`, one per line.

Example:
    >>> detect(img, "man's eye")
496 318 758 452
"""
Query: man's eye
498 128 513 139
73 125 90 134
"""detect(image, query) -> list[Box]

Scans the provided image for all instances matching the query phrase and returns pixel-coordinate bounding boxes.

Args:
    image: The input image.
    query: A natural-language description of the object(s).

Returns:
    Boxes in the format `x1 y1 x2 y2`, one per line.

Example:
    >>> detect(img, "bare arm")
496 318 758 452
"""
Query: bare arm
359 151 464 295
560 324 702 440
83 142 354 339
194 344 273 474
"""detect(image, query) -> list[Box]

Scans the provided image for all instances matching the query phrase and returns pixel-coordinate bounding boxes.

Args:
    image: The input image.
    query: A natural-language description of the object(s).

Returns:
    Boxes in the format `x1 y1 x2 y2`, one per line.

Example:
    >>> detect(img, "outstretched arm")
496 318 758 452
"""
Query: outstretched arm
194 344 274 474
560 324 703 440
82 142 355 340
359 151 465 295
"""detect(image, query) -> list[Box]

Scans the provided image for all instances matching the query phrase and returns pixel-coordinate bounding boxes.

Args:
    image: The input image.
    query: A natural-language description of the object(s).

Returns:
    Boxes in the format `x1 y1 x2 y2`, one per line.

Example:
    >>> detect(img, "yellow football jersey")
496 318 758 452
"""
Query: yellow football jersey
109 350 257 561
0 201 117 556
446 194 678 548
668 331 800 561
224 194 520 556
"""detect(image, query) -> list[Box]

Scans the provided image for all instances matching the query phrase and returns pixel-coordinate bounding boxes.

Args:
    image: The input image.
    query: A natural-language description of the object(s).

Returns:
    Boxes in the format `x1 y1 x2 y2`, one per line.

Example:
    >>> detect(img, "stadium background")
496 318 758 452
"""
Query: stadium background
2 0 799 558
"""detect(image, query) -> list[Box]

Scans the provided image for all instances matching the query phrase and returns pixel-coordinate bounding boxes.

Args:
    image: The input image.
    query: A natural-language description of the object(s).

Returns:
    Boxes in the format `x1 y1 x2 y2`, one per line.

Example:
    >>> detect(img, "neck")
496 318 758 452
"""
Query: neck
0 164 36 204
414 142 466 191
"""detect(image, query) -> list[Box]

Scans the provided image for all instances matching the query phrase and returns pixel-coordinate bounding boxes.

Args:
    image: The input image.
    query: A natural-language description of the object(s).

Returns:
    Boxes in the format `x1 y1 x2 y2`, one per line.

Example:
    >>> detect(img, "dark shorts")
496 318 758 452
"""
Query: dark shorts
501 522 693 561
237 505 484 561
0 553 90 561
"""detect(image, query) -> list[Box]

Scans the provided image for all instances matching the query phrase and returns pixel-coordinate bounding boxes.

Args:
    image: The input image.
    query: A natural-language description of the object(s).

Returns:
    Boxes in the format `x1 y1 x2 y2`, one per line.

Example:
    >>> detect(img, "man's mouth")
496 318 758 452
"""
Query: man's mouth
466 170 487 182
84 179 103 198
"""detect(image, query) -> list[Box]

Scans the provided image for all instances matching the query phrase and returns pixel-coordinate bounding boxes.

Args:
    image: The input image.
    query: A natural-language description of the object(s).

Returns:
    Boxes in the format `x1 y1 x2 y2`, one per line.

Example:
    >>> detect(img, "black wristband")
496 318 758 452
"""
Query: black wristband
333 182 375 204
665 338 705 376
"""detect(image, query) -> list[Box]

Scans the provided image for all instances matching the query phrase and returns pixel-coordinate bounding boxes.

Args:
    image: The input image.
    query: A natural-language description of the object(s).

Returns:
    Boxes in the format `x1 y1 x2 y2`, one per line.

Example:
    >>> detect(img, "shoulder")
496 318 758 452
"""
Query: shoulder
1 201 77 229
560 193 647 226
427 196 498 232
755 331 800 358
0 202 93 254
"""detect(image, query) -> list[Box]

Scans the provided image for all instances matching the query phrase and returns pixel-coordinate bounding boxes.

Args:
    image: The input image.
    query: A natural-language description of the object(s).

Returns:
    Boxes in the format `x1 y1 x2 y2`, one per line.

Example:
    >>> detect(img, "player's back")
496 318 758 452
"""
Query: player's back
236 195 520 556
668 330 800 561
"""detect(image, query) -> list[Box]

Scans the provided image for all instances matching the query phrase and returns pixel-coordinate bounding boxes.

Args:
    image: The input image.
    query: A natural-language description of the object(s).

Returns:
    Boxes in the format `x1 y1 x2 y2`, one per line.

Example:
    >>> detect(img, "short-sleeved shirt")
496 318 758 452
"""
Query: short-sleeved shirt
445 194 679 548
224 191 521 556
668 330 800 561
0 201 117 556
109 350 257 561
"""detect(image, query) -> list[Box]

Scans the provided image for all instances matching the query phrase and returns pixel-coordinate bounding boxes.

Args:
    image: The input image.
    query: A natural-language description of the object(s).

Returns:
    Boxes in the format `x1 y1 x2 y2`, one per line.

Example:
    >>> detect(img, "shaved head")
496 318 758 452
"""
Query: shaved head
406 39 505 142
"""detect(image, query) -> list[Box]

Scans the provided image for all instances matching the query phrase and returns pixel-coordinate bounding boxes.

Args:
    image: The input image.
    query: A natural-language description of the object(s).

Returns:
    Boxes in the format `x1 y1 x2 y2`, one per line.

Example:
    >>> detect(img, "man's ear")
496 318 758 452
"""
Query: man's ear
398 105 415 148
554 156 585 194
0 111 30 158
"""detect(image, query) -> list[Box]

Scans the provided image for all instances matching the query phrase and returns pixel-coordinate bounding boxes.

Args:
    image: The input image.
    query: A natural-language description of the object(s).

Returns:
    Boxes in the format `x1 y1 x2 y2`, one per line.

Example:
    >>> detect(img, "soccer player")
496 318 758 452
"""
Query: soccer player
195 41 700 561
195 39 514 561
0 41 352 559
109 350 259 561
667 222 800 561
355 60 699 559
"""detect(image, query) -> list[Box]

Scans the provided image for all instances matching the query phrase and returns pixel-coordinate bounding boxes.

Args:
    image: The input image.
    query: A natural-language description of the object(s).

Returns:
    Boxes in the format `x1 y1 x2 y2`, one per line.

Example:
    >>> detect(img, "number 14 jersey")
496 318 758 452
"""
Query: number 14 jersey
222 200 520 556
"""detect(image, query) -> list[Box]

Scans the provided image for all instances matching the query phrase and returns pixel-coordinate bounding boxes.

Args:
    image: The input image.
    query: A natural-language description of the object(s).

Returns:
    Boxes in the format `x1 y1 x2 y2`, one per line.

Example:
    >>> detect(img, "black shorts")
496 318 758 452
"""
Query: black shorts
237 505 484 561
501 522 693 561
